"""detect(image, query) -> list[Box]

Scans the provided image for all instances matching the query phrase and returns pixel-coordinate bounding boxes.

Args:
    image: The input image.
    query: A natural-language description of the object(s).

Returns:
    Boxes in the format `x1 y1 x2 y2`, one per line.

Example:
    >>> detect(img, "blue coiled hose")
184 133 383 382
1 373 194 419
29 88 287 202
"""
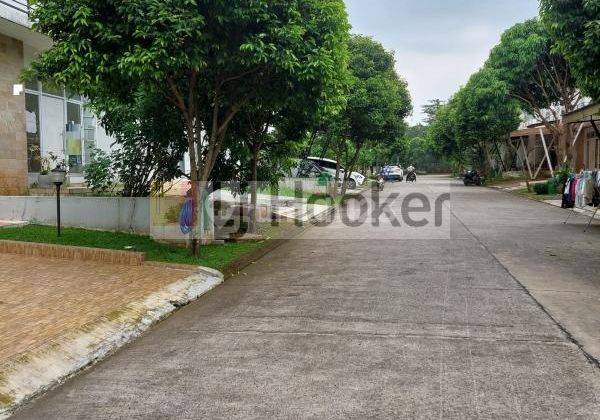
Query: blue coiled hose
179 198 195 234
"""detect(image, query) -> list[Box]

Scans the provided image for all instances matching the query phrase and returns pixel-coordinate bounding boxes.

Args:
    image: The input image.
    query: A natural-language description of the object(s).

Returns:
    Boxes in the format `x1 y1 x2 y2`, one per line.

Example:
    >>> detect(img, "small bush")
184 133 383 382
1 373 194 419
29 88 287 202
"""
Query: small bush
554 164 573 187
533 182 549 195
547 178 559 195
84 148 117 195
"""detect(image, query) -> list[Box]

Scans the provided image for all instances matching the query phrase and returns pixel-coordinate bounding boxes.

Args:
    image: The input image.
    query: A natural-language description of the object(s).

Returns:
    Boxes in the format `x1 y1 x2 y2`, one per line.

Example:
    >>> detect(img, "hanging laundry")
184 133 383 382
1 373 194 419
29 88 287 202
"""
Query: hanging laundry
571 171 599 208
562 175 576 209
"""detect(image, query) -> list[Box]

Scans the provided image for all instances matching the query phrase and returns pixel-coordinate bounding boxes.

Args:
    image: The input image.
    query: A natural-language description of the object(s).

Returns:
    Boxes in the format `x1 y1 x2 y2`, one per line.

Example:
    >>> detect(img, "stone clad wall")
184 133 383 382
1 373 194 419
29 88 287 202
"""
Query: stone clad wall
0 33 27 195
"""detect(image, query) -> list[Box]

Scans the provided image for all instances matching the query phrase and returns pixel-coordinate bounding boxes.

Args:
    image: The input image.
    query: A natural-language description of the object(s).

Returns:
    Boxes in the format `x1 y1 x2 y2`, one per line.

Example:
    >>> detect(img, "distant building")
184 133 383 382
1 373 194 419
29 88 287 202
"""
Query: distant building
508 103 600 179
509 123 557 179
562 102 600 171
0 0 114 195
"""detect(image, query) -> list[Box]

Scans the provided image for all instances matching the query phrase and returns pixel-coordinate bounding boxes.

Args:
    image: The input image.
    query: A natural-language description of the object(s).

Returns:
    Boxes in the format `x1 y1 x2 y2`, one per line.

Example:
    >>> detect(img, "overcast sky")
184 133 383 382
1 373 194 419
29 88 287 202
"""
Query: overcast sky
344 0 540 125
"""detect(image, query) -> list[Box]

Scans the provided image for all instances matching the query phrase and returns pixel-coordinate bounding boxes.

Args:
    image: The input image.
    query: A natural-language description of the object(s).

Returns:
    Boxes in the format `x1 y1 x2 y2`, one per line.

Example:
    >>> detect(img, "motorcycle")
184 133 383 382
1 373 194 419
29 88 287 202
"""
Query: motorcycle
406 170 417 183
463 170 483 186
374 176 385 191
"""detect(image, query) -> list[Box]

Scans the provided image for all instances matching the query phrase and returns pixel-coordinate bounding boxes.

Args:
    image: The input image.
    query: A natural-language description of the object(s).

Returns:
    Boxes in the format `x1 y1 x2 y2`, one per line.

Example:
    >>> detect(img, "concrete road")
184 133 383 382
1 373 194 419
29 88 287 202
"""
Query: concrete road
14 176 600 418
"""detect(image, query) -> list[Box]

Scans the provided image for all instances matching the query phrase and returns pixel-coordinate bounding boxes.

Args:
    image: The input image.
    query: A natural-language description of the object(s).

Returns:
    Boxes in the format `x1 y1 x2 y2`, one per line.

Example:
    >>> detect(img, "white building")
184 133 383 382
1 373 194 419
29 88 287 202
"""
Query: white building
0 0 114 193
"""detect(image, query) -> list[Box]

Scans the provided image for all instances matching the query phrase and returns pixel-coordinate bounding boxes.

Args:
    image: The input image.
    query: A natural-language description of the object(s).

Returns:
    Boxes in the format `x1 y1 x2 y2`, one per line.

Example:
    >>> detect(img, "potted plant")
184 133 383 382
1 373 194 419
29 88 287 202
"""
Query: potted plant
51 158 68 185
37 155 52 187
37 152 68 187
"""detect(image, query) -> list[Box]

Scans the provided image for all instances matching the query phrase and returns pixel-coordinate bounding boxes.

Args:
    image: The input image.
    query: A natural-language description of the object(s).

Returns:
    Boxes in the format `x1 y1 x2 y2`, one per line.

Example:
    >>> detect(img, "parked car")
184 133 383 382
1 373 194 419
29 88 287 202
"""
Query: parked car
380 165 404 182
291 159 327 179
305 157 366 190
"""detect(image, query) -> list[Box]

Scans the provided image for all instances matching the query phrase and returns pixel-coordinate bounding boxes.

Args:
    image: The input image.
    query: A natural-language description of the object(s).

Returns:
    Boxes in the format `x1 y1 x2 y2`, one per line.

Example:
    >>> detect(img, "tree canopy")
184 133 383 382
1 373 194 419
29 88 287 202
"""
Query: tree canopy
336 35 412 190
485 18 580 125
422 99 445 125
541 0 600 100
29 0 351 248
29 0 350 183
346 35 411 148
426 68 520 174
454 69 520 152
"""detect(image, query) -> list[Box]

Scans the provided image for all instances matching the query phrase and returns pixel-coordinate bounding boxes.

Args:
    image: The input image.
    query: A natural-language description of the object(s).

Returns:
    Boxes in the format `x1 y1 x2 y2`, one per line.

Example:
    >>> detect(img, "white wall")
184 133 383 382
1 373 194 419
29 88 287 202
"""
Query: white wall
0 196 150 234
94 122 114 152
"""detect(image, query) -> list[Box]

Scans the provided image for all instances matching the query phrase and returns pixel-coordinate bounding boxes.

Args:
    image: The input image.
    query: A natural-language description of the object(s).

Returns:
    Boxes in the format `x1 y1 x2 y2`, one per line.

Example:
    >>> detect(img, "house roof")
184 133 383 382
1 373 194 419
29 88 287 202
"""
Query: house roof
563 102 600 125
510 124 552 139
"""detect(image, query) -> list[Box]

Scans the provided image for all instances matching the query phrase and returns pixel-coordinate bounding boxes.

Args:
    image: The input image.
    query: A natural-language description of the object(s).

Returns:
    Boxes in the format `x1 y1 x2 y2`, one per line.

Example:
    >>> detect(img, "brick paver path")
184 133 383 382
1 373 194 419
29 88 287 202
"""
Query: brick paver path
0 253 194 366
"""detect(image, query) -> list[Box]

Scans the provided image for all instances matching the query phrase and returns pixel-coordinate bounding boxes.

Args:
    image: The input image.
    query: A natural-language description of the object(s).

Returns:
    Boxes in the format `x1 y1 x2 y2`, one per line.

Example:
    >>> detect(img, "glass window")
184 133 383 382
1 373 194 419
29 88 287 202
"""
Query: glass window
65 102 83 172
66 89 82 101
66 101 81 125
25 93 41 172
41 80 63 97
24 78 39 92
83 108 97 164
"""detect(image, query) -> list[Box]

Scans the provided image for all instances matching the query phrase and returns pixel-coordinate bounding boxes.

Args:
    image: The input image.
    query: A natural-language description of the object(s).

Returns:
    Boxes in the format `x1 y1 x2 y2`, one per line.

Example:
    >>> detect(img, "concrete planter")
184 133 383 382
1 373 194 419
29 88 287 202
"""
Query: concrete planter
37 174 53 187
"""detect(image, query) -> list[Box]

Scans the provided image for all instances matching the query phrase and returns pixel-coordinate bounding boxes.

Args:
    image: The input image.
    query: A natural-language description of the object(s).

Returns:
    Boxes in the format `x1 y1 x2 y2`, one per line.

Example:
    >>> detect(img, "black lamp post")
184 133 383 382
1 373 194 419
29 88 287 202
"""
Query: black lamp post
51 169 67 237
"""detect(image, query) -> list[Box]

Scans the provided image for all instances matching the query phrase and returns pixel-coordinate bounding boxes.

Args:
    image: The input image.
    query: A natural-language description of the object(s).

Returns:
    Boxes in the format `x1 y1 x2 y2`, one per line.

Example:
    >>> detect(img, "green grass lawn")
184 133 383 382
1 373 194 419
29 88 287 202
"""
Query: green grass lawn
255 186 353 206
485 175 528 187
513 187 562 202
0 224 265 270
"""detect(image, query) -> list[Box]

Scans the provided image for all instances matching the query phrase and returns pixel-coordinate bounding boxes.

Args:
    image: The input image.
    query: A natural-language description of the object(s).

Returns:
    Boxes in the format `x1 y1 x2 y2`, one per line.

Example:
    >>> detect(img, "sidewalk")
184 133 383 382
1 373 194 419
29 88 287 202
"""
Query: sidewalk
0 250 223 417
491 183 600 222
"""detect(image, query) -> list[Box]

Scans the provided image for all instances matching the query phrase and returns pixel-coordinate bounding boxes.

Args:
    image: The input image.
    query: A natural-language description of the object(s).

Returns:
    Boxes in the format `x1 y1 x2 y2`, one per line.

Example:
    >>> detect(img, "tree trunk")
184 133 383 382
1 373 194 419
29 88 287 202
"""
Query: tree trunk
248 145 259 234
341 145 362 196
184 116 201 256
334 157 341 198
563 124 574 166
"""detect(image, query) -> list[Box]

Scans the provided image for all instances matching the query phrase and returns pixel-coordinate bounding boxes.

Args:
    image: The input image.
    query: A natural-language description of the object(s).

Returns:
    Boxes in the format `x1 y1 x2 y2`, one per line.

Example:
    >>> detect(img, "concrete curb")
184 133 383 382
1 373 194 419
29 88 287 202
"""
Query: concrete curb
0 267 224 419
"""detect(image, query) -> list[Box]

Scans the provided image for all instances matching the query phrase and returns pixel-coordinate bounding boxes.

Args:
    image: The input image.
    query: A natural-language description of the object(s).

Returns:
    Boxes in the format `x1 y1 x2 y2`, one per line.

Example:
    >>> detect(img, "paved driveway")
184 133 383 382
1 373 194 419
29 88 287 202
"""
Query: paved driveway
13 176 600 418
0 255 194 368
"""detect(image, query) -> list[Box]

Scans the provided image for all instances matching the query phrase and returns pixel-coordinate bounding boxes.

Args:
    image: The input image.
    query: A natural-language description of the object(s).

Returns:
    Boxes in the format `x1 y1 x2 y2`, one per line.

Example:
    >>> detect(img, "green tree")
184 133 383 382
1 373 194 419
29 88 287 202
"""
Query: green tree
453 68 521 174
402 129 451 173
427 70 520 175
541 0 600 100
339 35 412 194
230 106 307 234
98 90 187 197
485 19 581 161
422 99 445 125
427 99 463 172
29 0 350 251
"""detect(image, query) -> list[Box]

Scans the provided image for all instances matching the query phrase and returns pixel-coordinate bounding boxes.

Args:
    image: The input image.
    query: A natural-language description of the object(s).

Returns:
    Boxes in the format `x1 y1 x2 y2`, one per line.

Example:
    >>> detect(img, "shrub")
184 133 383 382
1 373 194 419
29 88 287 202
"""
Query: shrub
547 178 559 195
554 165 573 190
84 148 117 195
533 182 549 195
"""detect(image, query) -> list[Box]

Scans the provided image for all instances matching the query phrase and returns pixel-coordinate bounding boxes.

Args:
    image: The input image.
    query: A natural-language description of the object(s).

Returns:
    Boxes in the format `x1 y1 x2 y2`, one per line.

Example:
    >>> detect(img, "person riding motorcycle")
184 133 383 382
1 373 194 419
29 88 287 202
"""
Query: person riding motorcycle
406 165 417 182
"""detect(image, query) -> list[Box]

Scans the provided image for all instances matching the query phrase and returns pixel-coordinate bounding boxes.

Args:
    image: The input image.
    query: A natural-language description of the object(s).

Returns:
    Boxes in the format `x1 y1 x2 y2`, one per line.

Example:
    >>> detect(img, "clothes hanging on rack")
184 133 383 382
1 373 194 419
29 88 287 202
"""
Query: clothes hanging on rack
576 172 592 208
562 175 576 209
593 170 600 207
563 170 600 231
564 170 600 209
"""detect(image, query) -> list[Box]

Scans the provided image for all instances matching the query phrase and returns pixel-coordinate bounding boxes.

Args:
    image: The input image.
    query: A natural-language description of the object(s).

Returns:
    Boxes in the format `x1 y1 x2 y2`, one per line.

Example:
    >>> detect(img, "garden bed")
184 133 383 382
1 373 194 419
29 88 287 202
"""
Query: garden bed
0 224 265 270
